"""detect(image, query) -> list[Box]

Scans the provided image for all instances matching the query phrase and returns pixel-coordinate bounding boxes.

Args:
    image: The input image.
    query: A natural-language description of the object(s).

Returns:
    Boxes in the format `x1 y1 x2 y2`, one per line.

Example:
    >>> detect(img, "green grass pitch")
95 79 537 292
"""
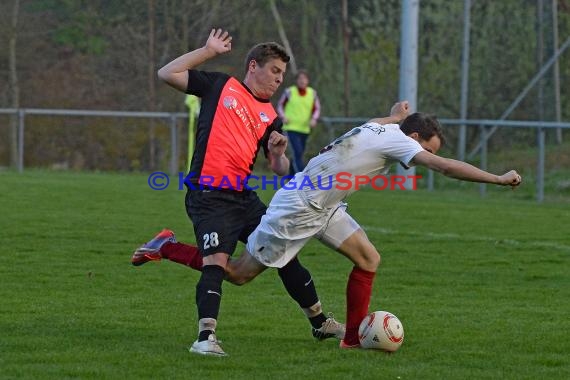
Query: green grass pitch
0 170 568 379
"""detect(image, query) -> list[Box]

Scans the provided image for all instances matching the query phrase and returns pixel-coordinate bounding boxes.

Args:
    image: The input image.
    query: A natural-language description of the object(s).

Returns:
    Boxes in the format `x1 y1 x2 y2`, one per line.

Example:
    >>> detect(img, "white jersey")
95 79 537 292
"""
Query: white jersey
247 122 423 268
300 122 424 209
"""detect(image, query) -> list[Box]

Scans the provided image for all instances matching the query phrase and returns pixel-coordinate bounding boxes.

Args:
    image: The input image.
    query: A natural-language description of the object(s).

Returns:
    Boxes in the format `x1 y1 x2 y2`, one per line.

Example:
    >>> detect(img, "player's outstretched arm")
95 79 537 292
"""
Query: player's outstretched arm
157 28 233 92
412 151 522 187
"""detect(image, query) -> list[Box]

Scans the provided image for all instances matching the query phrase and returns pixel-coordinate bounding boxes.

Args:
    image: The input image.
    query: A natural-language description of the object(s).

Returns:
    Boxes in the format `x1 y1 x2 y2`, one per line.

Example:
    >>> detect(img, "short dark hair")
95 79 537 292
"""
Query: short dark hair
244 42 290 74
400 112 445 145
295 69 309 80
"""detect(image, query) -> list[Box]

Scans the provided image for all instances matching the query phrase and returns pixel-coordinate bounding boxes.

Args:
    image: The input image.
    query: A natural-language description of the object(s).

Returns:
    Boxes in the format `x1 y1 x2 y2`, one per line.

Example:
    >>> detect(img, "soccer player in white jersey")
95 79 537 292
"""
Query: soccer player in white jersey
133 101 522 348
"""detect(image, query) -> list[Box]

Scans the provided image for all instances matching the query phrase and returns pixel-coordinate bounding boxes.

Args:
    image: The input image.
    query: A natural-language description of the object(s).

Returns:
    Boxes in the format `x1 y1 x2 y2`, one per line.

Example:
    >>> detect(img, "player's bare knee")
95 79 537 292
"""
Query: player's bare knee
225 272 249 286
234 275 253 286
224 272 240 285
231 277 247 286
360 251 381 272
228 268 258 285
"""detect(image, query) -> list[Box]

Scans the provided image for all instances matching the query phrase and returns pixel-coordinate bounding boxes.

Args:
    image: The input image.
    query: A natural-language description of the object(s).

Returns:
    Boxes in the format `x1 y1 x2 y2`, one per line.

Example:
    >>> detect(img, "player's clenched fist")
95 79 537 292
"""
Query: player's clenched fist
499 170 522 187
268 131 288 157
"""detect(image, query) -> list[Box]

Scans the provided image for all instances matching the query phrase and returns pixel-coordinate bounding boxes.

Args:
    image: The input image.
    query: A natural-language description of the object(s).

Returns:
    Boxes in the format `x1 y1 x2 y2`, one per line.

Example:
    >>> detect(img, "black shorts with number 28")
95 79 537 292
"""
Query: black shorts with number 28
185 189 267 257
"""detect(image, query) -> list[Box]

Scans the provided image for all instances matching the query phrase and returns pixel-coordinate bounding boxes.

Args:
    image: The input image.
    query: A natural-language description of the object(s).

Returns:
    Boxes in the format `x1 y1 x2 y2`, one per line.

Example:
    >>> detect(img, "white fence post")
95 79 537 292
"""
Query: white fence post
17 109 24 173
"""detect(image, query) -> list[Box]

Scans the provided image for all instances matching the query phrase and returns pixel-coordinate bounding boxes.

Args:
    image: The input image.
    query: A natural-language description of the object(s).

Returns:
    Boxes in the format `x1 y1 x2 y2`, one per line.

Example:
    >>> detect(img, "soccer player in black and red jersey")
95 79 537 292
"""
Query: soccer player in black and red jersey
136 29 344 356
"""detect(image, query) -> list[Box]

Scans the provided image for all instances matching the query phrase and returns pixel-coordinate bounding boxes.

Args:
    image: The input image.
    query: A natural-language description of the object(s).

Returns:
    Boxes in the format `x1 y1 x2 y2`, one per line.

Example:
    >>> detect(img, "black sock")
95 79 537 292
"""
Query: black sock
196 265 225 341
309 314 327 330
198 330 215 341
277 257 320 309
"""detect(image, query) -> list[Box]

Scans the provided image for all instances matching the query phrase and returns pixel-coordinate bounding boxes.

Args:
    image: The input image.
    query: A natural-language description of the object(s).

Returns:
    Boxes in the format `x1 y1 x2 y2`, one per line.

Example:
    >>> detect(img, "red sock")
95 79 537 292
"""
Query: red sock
345 267 376 345
160 242 203 271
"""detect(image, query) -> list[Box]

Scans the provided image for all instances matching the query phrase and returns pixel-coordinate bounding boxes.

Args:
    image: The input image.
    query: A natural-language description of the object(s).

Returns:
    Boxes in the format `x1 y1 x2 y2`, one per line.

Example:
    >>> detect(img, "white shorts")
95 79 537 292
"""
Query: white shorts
246 187 361 268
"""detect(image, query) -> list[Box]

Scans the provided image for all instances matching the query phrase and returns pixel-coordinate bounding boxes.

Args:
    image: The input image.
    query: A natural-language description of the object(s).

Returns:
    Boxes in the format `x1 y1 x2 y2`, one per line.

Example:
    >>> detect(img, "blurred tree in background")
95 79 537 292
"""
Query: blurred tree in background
0 0 568 171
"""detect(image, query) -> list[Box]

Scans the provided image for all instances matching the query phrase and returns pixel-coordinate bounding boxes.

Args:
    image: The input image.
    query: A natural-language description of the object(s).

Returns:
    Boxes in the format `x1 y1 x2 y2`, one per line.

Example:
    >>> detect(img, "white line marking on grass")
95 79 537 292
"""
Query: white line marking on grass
362 225 570 252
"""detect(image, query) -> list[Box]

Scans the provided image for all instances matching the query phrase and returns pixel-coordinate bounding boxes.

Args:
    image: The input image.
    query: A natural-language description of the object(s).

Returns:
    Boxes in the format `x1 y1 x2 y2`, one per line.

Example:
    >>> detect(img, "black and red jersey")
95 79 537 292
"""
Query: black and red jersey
185 70 282 189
